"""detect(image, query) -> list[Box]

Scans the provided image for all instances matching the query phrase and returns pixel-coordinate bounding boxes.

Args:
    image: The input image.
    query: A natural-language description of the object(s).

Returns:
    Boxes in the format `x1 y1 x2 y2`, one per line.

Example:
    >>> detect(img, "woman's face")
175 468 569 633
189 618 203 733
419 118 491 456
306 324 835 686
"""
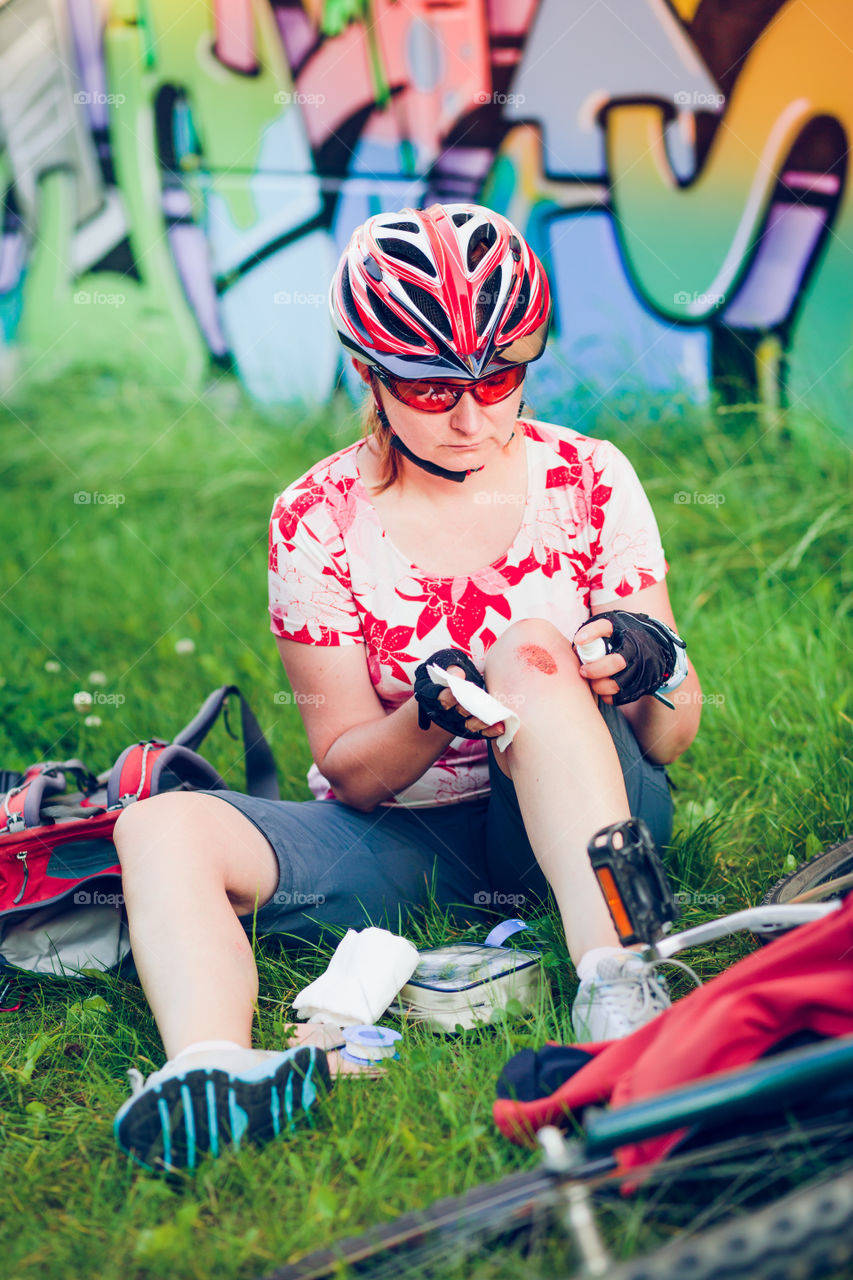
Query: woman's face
360 363 524 474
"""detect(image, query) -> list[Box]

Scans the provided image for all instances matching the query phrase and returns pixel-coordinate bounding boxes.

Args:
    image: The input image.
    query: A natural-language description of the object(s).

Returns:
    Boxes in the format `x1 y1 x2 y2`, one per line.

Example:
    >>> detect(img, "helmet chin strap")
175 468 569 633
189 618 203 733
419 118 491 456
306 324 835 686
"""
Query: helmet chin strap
370 396 480 482
373 397 519 484
390 432 482 482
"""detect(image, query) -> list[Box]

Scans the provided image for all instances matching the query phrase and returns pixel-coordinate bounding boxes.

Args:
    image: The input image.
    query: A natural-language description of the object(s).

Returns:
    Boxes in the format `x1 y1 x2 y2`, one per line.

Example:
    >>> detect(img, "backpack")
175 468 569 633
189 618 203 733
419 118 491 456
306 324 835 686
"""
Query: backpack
0 686 278 977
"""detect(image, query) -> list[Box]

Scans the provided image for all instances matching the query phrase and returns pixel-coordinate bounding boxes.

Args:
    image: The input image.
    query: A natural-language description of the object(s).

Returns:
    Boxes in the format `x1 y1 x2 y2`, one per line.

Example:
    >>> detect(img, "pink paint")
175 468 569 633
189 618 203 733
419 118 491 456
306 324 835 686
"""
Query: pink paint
213 0 257 74
782 170 841 196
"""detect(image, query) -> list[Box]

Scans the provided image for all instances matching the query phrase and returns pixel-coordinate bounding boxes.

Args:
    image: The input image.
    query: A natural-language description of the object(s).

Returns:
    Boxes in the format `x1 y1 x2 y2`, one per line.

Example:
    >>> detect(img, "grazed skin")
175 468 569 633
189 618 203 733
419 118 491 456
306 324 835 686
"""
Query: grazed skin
516 643 557 675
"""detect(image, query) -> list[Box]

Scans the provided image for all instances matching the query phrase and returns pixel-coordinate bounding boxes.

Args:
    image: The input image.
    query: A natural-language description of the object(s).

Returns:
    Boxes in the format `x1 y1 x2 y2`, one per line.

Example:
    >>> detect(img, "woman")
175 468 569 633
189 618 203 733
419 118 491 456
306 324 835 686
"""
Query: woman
113 204 701 1170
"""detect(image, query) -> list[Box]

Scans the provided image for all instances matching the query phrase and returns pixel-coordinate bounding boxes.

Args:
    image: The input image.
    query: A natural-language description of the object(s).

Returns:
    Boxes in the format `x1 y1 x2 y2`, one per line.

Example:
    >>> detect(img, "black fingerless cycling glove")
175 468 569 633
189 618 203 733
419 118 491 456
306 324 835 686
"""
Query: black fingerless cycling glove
582 611 686 706
413 648 486 737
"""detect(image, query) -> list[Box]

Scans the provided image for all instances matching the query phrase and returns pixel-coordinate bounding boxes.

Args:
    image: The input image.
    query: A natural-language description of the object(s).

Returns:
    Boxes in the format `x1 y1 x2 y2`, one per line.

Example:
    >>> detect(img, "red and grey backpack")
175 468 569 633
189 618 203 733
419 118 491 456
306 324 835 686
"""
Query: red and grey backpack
0 686 278 977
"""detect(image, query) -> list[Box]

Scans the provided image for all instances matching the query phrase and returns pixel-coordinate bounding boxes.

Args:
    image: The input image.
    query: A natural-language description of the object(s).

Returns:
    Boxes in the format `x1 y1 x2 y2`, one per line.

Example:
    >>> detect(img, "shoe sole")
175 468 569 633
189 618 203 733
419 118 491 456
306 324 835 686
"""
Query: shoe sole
114 1046 330 1172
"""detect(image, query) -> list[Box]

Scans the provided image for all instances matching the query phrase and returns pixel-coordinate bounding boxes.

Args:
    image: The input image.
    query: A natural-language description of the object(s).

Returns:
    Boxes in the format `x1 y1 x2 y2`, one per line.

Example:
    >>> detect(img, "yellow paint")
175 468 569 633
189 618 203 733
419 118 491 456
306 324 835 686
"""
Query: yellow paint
605 0 853 419
668 0 702 21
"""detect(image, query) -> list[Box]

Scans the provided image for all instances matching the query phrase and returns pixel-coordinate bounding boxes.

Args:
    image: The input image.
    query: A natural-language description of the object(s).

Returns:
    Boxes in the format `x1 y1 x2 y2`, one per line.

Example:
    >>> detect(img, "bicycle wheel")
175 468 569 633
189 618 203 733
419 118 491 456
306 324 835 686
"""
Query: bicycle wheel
266 1109 853 1280
761 836 853 906
600 1165 853 1280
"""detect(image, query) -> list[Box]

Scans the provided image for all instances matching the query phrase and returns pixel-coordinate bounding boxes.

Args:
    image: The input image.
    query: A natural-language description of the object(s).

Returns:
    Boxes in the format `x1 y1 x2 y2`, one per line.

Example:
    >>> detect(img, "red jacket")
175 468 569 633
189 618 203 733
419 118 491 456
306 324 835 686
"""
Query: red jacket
494 894 853 1176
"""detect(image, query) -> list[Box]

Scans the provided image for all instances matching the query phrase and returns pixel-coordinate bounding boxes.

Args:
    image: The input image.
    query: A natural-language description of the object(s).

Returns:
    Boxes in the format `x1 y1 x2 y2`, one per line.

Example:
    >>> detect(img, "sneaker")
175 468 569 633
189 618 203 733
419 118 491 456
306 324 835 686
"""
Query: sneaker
114 1045 331 1172
571 951 670 1043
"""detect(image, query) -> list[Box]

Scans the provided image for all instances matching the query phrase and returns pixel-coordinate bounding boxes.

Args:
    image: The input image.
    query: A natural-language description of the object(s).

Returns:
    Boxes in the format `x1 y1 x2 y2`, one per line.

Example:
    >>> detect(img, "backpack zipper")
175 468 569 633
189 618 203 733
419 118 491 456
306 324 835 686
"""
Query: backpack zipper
13 850 28 904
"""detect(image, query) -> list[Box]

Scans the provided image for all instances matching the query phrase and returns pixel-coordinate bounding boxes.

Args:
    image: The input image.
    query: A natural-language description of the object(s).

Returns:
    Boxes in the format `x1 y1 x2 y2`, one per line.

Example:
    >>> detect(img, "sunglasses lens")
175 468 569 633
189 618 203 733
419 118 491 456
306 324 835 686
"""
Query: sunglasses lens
471 366 526 404
382 364 526 412
387 378 460 412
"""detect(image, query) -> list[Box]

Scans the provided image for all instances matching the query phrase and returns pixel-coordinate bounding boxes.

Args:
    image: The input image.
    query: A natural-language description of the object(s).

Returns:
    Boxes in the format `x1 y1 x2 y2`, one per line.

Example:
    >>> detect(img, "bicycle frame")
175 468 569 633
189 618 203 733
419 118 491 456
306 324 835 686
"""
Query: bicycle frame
582 1030 853 1157
642 900 841 961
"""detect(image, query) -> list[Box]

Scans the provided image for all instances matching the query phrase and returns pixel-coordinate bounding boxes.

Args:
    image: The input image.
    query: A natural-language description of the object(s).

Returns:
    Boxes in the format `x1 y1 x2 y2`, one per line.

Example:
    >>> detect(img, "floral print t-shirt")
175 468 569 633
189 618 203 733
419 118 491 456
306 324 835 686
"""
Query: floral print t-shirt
269 419 667 808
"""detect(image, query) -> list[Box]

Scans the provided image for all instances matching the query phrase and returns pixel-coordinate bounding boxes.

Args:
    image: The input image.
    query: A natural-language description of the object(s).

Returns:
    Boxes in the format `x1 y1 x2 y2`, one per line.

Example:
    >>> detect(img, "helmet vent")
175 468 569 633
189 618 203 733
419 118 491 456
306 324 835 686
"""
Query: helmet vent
399 281 453 339
467 222 497 270
377 237 437 278
502 269 531 336
452 212 473 226
382 221 419 233
475 266 502 332
340 264 370 340
366 286 428 347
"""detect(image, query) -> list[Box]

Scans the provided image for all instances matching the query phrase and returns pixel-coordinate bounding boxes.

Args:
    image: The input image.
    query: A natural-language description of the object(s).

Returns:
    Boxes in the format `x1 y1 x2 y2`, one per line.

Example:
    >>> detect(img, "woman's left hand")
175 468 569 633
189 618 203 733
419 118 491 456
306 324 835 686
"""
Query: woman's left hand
572 618 625 704
575 581 701 763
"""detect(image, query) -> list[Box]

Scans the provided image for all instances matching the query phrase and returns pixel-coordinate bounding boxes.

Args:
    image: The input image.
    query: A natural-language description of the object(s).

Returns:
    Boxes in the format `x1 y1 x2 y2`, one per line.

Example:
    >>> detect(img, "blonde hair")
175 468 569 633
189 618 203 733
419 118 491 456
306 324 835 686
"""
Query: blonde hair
360 394 401 494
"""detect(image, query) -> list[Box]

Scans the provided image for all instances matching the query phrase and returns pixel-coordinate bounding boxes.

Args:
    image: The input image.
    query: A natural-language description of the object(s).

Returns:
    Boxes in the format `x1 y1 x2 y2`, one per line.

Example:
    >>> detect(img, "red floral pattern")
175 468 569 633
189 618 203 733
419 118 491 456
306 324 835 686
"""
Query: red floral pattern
269 420 666 807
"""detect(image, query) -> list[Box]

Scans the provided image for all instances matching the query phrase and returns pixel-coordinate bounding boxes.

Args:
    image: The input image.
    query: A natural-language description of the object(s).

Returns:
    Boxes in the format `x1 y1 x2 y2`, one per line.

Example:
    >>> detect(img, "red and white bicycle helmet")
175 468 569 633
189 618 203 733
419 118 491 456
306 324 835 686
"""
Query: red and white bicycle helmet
330 203 551 381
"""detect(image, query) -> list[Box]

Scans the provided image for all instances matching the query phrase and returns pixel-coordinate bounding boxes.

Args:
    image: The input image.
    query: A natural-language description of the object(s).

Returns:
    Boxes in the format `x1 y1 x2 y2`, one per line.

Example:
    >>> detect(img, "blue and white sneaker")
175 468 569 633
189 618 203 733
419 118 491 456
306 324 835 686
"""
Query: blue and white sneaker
114 1045 331 1172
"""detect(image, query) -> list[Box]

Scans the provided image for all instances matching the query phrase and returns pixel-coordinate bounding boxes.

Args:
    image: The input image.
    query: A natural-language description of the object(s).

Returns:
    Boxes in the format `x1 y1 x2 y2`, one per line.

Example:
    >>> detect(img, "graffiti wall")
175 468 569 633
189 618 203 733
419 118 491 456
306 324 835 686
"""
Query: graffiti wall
0 0 850 428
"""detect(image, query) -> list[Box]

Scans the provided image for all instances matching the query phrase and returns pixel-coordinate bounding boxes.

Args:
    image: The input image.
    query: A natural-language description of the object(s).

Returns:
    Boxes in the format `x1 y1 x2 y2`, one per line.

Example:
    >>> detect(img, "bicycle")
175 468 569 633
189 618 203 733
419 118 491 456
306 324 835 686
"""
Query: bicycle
263 823 853 1280
762 834 853 908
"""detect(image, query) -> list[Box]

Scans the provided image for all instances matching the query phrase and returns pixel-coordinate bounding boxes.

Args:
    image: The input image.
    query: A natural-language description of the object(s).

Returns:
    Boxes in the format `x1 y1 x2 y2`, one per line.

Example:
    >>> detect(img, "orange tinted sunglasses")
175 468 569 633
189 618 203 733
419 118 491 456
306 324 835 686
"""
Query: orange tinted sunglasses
373 364 525 413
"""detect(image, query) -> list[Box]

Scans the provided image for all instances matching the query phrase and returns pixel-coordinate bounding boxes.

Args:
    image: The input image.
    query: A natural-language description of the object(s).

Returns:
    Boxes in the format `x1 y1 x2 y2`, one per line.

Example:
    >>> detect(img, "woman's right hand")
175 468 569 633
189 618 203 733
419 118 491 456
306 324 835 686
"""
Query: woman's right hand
439 666 506 739
414 648 505 740
274 635 463 809
274 635 505 811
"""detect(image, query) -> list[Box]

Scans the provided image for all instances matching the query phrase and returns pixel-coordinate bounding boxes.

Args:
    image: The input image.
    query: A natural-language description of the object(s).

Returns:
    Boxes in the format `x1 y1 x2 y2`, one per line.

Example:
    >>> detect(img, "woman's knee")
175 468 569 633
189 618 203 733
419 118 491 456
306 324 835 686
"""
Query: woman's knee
485 618 581 690
114 792 280 911
114 791 218 864
116 792 272 876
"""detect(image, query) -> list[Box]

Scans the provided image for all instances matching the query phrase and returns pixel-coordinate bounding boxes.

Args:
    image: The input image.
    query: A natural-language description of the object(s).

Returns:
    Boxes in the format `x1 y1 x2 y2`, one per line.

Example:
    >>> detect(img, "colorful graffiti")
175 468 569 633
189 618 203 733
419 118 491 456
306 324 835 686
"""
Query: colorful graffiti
0 0 850 428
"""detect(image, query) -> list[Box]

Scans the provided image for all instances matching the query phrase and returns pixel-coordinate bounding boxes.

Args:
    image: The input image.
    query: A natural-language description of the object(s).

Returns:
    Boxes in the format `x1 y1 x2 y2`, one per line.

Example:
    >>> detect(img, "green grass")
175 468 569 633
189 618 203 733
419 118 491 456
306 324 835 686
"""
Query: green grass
0 370 851 1279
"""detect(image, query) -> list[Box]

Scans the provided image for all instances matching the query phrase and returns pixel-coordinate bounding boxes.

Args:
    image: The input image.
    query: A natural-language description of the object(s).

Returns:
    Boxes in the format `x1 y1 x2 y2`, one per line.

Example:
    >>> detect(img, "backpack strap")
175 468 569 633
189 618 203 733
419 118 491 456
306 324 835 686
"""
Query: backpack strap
0 760 107 833
2 687 279 824
149 745 227 797
106 741 226 808
1 767 68 832
172 685 279 800
37 760 101 794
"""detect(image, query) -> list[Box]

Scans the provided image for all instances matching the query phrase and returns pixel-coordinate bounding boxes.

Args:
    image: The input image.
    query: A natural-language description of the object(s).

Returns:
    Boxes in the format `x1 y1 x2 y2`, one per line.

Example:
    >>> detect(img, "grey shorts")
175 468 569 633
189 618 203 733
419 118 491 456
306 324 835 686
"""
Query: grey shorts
203 701 673 947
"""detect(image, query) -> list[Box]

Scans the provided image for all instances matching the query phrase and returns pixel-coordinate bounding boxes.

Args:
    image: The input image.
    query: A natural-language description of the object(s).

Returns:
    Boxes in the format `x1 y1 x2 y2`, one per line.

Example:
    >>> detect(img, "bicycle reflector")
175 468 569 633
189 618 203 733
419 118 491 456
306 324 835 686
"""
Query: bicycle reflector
587 818 680 946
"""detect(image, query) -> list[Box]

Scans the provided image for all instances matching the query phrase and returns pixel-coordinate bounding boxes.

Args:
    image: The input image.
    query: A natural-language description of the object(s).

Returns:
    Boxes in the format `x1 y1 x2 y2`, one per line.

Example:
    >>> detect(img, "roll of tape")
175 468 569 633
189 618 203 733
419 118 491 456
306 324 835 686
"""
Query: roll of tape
341 1024 402 1063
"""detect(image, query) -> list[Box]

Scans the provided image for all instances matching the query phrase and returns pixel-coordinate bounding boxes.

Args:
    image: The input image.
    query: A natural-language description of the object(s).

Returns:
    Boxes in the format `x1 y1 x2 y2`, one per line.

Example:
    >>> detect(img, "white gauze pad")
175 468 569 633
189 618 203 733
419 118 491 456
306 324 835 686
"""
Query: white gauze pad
425 664 521 752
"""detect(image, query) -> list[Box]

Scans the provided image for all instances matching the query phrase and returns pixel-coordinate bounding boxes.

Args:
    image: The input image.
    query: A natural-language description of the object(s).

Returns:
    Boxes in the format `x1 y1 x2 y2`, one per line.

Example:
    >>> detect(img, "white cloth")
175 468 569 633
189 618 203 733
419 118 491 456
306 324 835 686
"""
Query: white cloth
426 665 521 752
292 927 419 1026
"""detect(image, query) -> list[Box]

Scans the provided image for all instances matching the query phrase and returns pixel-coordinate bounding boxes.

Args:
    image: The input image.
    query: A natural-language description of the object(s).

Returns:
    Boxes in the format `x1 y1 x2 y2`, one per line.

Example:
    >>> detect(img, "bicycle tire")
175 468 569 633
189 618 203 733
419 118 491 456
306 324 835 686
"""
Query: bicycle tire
598 1165 853 1280
265 1114 852 1280
761 836 853 906
263 1166 561 1280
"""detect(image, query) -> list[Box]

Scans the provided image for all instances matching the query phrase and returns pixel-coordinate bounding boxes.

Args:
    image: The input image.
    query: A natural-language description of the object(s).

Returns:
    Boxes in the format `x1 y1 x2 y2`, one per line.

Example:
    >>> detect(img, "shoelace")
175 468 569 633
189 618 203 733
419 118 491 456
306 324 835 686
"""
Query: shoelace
127 1067 146 1096
594 959 671 1023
